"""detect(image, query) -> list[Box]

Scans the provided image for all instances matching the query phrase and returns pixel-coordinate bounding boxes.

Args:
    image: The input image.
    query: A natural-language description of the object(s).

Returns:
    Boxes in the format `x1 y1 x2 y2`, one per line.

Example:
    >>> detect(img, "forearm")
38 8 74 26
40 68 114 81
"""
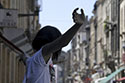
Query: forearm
46 23 82 51
60 23 82 46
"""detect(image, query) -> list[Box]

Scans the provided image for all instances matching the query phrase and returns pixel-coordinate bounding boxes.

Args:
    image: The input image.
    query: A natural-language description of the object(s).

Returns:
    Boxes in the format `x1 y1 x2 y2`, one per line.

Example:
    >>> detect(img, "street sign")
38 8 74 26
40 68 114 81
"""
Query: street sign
0 9 17 28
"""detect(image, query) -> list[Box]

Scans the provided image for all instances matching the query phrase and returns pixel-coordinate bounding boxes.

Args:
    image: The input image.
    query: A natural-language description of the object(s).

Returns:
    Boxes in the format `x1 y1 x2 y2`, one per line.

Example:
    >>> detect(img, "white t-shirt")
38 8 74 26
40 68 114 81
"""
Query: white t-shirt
23 48 52 83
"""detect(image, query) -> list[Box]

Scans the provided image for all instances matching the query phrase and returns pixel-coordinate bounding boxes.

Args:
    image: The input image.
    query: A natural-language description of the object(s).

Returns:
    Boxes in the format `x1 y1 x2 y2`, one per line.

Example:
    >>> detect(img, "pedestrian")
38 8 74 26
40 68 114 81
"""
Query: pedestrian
22 8 85 83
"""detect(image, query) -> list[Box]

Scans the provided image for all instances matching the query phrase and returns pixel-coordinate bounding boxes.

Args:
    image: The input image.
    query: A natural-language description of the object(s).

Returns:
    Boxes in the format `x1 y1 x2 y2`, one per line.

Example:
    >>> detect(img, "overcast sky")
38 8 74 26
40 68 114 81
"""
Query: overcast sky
39 0 97 52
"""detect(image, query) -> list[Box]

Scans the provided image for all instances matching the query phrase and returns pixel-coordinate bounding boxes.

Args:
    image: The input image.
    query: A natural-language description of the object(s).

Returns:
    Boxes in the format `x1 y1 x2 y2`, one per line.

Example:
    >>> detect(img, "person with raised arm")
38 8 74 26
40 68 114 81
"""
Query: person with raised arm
22 8 85 83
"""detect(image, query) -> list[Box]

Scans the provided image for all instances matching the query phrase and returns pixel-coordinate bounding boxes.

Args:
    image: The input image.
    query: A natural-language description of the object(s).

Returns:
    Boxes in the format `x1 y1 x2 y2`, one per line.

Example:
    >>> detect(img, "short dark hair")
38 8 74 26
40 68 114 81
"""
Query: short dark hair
32 25 62 51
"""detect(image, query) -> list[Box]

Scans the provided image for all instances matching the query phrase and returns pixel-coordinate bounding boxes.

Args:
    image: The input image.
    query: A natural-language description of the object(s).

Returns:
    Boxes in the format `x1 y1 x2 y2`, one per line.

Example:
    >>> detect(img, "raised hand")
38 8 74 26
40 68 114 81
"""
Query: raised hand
72 8 85 24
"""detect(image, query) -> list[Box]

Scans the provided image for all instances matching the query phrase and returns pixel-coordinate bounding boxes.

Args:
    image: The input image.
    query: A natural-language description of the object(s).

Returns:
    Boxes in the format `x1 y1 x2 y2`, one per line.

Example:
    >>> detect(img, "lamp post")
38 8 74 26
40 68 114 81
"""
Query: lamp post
104 21 117 27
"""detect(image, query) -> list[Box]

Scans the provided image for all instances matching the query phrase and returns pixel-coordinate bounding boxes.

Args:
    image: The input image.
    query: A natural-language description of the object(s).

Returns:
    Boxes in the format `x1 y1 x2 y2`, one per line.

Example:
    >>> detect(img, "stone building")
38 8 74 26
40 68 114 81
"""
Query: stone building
90 0 113 78
0 0 40 83
120 0 125 82
90 0 125 82
65 0 125 82
120 0 125 66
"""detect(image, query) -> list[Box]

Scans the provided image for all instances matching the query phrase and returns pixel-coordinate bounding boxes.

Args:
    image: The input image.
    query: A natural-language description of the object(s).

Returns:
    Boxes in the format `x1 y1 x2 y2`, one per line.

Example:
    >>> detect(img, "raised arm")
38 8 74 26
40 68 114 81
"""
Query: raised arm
42 8 85 62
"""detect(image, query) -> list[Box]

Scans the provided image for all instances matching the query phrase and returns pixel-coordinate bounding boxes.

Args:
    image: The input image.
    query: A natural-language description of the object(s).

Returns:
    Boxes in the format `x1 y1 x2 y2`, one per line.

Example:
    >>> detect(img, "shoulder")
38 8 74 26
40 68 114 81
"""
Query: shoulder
30 48 47 65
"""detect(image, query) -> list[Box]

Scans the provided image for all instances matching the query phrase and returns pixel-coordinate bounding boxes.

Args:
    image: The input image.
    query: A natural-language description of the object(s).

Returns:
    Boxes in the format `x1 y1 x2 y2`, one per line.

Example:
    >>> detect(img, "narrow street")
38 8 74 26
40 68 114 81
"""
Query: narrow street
0 0 125 83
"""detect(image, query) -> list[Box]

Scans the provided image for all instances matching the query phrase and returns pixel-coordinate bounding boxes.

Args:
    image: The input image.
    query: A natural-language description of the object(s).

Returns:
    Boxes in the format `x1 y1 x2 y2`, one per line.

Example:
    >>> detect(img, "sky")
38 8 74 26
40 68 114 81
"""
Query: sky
39 0 97 52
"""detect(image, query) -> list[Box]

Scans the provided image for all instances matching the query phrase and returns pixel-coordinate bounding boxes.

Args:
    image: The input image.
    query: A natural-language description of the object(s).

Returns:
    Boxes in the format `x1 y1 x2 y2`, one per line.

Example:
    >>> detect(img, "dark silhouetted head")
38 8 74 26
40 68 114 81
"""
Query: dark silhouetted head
32 25 62 60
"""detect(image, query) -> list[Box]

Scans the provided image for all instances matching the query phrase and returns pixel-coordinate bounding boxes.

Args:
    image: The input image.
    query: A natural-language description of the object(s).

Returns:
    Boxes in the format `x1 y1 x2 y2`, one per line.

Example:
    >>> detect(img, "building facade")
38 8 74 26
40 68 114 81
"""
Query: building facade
90 0 125 82
0 0 40 83
120 0 125 82
120 0 125 65
68 0 125 82
67 16 90 82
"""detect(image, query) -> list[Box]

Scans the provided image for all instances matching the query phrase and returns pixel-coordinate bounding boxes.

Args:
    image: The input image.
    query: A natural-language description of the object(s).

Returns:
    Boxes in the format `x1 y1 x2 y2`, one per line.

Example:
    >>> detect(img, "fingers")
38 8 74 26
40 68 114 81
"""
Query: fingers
81 9 84 15
73 8 79 15
73 8 84 15
80 9 85 19
74 8 79 13
72 8 85 24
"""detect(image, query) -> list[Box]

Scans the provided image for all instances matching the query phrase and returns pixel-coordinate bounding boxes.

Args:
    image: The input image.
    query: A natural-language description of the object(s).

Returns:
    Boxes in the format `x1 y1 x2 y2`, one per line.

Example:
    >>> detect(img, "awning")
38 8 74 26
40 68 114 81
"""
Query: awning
3 28 33 55
117 77 125 81
99 67 125 83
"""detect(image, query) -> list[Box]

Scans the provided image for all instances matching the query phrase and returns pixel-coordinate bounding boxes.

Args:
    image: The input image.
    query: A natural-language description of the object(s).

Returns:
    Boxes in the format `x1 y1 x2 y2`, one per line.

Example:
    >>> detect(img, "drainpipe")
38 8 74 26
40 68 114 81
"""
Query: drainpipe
117 0 120 65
